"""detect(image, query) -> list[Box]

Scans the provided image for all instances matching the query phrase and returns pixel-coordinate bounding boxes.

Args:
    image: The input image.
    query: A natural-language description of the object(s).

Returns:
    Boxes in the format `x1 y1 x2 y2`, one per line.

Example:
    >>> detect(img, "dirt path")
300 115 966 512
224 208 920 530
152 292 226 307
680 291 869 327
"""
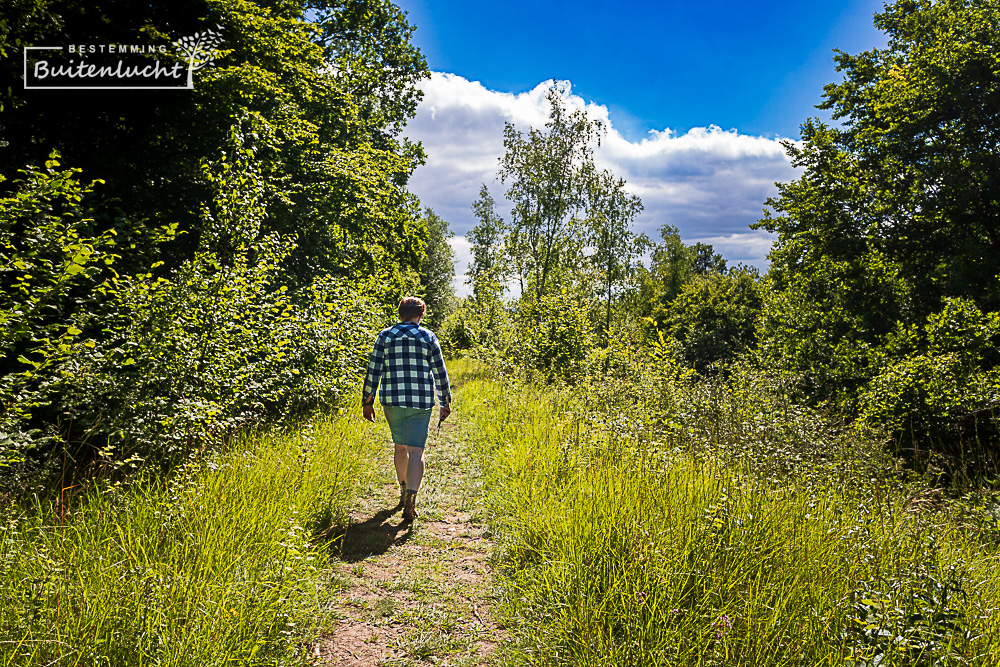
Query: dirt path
312 412 503 666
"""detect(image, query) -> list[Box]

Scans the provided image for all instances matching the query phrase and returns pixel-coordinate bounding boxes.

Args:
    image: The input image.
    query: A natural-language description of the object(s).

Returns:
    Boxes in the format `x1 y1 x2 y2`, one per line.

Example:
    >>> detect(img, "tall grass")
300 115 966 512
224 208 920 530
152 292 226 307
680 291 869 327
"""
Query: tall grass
0 413 378 666
459 374 1000 666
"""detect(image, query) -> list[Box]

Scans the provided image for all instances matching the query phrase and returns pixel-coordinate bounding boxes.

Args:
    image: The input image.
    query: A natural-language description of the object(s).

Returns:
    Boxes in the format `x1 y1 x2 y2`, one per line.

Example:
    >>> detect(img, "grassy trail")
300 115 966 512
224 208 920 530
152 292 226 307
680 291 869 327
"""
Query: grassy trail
314 404 503 666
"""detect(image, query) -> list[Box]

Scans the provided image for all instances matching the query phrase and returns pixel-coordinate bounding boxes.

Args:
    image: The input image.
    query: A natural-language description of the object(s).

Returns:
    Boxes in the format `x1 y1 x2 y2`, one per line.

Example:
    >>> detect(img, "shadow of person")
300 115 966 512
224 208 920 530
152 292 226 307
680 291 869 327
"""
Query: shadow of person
322 505 414 563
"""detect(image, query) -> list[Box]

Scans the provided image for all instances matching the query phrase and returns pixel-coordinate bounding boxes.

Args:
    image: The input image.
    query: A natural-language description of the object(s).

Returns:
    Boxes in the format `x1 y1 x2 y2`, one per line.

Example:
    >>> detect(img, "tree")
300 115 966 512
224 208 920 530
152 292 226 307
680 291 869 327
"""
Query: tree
631 226 696 329
753 0 1000 456
498 86 602 303
418 208 456 330
584 169 646 344
757 0 1000 325
663 268 763 374
692 242 727 275
859 298 1000 466
818 0 1000 315
467 184 508 304
754 121 912 405
1 0 430 292
515 290 593 383
0 0 431 480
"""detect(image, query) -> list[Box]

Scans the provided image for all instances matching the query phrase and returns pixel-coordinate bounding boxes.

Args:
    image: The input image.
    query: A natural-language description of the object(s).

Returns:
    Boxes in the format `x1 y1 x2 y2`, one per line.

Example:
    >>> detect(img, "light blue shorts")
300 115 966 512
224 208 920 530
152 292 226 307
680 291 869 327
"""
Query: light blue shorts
383 406 433 449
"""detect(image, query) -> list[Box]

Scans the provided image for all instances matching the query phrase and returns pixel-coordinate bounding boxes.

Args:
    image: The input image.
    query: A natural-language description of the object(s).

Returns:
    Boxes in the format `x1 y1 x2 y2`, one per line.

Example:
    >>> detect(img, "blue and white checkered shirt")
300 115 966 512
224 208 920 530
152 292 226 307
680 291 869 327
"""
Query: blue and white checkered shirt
363 322 451 410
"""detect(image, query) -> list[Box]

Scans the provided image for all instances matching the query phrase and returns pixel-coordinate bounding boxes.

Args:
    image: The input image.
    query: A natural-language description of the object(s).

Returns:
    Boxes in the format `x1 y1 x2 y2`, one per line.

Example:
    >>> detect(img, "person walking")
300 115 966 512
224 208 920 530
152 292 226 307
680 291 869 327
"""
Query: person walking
362 296 451 520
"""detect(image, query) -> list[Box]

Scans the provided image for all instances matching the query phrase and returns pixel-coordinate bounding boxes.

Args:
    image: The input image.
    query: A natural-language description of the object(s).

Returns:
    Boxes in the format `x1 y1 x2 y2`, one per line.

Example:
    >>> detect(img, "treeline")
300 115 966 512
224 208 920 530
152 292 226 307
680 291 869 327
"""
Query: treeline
0 0 435 484
442 0 1000 482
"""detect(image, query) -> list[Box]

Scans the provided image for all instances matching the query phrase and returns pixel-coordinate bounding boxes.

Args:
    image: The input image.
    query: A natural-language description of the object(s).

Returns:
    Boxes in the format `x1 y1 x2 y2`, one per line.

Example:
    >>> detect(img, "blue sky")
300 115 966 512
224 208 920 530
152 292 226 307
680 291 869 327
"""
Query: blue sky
396 0 888 139
394 0 891 289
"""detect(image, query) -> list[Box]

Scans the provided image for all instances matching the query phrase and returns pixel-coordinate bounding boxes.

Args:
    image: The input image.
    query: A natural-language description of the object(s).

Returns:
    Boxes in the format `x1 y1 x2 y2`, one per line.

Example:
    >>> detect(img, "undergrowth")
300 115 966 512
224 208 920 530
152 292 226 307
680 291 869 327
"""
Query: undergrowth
457 361 1000 666
0 412 379 666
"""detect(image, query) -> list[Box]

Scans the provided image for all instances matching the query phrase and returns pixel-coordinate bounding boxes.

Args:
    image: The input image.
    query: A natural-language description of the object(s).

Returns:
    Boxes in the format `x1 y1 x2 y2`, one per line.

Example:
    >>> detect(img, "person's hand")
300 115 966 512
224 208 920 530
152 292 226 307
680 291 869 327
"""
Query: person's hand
439 403 451 421
363 404 376 423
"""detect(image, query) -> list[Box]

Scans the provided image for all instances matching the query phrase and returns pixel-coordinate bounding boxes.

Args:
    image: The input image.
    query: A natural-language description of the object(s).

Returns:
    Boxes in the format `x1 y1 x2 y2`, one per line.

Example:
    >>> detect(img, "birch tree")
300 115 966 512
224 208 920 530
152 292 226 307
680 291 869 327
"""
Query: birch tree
468 184 507 304
498 86 601 303
585 169 646 343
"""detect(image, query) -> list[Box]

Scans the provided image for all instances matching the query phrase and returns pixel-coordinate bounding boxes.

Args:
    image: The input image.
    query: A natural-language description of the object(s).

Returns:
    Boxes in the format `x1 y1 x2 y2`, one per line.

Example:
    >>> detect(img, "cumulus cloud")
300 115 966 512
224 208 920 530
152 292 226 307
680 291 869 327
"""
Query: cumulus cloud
404 72 800 281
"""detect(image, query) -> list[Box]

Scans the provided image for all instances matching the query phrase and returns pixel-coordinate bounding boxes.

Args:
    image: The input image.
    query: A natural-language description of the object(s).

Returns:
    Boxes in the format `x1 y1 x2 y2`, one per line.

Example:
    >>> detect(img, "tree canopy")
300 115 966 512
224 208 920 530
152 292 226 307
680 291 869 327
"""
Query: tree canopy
1 0 429 288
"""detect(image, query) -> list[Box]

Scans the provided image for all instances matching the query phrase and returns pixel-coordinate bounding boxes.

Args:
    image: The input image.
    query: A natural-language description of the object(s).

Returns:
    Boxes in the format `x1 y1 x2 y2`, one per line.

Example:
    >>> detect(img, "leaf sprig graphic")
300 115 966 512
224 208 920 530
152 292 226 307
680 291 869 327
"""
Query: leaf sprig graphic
172 26 225 78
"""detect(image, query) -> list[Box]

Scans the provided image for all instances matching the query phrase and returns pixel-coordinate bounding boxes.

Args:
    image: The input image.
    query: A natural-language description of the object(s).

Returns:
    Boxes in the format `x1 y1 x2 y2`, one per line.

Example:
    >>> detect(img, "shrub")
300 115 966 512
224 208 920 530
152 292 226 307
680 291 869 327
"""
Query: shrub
661 268 763 374
860 297 1000 476
514 291 593 383
0 155 133 475
1 140 382 485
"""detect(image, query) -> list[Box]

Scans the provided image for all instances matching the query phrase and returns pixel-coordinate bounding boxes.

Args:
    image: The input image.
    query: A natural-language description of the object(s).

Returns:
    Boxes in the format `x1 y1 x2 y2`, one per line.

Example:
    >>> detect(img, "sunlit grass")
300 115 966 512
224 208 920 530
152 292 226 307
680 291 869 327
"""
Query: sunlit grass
0 413 379 666
458 374 1000 666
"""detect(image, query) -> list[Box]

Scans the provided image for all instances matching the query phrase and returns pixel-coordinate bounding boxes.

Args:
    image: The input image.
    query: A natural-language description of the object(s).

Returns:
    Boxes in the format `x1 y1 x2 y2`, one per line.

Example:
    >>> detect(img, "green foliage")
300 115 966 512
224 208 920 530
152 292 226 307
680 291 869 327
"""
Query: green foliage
417 208 456 330
0 157 115 356
860 298 1000 472
499 86 603 302
1 0 430 289
822 0 1000 315
582 331 696 410
468 184 508 304
846 564 976 667
461 88 652 357
662 268 764 374
438 300 479 355
754 0 1000 463
584 169 647 343
438 296 505 357
691 242 727 275
1 0 430 482
754 122 913 407
0 157 132 470
1 137 379 484
630 226 729 335
514 291 593 383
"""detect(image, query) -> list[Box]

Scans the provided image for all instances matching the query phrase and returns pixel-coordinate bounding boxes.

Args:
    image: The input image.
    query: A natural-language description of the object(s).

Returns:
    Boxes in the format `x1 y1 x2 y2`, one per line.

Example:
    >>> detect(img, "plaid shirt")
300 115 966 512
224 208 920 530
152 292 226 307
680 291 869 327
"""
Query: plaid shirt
363 322 451 409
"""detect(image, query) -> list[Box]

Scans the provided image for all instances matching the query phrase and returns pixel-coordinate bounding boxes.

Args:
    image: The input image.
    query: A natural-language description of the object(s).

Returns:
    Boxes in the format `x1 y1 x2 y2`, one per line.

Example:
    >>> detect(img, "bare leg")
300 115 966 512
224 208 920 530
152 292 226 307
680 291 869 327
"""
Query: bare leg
406 446 424 492
394 444 408 485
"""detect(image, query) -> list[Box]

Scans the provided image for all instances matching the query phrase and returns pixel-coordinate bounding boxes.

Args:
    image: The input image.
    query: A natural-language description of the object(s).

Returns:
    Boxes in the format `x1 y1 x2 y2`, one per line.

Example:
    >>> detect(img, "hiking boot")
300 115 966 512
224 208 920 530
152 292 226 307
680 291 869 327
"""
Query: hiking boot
397 481 407 510
402 490 419 521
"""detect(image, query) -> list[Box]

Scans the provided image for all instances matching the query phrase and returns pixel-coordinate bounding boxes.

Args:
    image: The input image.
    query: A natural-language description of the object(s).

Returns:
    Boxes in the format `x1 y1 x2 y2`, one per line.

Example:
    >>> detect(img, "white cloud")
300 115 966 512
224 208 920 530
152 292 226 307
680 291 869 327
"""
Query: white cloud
447 235 472 298
404 73 800 271
685 231 778 268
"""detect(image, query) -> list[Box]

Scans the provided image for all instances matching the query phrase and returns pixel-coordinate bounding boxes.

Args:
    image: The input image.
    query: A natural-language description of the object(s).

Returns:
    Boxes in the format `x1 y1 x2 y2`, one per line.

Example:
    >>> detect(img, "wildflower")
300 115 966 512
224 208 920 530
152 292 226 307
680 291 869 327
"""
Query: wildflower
635 591 648 604
711 614 732 639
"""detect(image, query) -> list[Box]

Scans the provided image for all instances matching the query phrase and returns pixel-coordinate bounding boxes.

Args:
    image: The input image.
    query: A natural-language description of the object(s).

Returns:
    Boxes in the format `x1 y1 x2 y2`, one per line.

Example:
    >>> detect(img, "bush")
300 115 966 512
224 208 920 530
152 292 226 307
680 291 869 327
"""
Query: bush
661 268 763 374
1 141 382 485
59 252 379 468
860 297 1000 476
0 155 132 475
439 297 487 355
514 291 593 383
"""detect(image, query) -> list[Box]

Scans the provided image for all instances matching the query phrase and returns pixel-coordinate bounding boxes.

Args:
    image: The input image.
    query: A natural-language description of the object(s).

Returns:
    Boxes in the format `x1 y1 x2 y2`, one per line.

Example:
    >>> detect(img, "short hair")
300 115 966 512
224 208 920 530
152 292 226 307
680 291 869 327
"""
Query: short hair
398 296 426 321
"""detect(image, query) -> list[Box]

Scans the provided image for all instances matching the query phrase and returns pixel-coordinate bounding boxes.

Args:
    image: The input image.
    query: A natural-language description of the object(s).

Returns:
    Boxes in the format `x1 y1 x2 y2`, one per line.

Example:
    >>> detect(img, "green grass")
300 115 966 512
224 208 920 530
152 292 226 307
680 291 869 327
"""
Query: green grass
457 373 1000 666
0 412 379 666
5 357 998 666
